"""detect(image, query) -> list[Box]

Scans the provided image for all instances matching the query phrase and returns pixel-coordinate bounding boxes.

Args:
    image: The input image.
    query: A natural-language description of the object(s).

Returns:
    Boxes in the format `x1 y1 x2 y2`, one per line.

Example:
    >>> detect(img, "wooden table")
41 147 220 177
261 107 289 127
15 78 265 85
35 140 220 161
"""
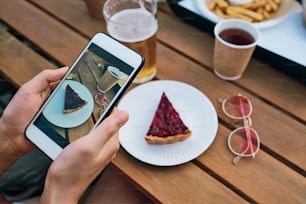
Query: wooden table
0 1 305 203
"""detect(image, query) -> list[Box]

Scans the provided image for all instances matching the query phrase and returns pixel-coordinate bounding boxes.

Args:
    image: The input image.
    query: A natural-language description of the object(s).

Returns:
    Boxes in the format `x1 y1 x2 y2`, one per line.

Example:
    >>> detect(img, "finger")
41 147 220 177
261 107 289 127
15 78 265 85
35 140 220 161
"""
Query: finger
23 67 68 92
89 110 128 149
97 130 120 162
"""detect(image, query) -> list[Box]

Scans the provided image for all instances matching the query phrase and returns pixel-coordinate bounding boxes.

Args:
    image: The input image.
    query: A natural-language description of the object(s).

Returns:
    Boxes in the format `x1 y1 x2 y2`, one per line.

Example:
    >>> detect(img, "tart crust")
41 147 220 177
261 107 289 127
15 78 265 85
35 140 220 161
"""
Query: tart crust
145 129 192 144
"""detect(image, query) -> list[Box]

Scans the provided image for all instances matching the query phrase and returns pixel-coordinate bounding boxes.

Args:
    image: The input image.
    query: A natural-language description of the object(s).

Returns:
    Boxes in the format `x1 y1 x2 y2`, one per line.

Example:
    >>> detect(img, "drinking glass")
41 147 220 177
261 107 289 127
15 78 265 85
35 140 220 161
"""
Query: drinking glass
219 94 260 164
103 0 158 84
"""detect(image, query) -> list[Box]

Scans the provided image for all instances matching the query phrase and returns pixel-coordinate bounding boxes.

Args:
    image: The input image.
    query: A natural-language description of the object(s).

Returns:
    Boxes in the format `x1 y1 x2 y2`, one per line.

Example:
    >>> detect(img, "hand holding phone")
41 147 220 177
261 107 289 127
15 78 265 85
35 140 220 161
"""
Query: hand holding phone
26 33 144 160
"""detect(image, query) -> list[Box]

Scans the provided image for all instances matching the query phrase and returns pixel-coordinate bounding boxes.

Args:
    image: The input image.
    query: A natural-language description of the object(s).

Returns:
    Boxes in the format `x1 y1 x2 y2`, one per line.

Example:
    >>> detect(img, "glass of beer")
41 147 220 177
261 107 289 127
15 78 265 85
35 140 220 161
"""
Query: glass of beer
103 0 158 84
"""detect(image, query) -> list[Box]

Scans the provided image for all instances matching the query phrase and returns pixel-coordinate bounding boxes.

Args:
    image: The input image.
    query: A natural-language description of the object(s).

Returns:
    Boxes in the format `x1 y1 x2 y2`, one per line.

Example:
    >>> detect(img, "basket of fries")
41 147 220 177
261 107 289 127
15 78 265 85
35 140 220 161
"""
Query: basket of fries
195 0 302 29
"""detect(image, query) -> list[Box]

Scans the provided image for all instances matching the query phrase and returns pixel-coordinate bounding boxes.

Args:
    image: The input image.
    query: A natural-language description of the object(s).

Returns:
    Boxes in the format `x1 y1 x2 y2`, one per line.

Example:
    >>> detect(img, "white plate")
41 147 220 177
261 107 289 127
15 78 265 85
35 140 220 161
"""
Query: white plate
117 80 218 166
43 80 94 128
195 0 302 29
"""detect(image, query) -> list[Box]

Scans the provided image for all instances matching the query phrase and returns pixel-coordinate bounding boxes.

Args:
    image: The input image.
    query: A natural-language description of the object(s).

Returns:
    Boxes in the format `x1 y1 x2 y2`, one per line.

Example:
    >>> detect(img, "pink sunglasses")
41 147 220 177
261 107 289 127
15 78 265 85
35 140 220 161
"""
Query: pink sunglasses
219 94 260 164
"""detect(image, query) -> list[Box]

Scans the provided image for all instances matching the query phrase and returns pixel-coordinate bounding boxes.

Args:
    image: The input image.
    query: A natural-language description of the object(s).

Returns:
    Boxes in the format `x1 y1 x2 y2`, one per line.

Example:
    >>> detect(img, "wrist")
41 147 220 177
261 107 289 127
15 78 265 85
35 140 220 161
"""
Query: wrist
41 189 79 204
0 119 24 174
41 192 78 204
41 177 80 204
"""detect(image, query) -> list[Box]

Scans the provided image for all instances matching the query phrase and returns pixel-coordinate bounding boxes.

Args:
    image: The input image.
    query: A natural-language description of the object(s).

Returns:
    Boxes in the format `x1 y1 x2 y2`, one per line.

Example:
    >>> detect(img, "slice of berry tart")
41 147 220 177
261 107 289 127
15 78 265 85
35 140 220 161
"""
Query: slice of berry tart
64 84 88 114
145 92 192 144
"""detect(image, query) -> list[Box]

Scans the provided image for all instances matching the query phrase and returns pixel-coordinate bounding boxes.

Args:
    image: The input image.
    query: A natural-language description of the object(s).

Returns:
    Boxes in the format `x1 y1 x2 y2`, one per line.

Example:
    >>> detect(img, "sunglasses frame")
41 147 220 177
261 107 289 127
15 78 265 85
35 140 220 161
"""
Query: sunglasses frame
220 94 260 164
222 94 253 120
228 127 260 164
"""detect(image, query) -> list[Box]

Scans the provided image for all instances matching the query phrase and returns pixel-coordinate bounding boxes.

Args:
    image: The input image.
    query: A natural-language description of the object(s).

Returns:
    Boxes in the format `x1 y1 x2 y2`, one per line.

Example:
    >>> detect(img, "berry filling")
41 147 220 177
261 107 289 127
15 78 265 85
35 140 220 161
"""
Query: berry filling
146 92 188 137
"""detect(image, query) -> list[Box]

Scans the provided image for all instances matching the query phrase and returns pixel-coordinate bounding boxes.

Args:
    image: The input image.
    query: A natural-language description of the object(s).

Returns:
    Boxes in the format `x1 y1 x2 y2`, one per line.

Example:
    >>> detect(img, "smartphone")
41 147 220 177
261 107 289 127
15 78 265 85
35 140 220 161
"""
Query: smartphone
26 33 144 160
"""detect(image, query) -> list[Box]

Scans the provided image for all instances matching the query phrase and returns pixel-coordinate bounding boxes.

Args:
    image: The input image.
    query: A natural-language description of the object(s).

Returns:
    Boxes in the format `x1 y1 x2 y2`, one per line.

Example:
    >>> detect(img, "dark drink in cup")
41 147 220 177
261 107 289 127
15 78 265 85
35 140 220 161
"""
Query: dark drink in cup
219 29 255 45
213 19 260 81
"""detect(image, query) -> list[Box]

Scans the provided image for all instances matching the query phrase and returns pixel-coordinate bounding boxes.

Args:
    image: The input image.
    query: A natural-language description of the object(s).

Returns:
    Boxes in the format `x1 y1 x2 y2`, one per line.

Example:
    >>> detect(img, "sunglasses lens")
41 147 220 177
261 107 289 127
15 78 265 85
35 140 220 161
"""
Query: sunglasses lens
224 95 251 118
228 128 259 156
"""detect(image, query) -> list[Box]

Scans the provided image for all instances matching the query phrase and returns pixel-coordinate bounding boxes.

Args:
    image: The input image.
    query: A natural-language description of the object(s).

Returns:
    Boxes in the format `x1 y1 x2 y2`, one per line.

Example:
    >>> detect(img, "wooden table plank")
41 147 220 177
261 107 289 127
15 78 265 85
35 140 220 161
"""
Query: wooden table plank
0 28 55 87
197 125 306 203
113 149 248 204
29 0 104 38
0 0 88 66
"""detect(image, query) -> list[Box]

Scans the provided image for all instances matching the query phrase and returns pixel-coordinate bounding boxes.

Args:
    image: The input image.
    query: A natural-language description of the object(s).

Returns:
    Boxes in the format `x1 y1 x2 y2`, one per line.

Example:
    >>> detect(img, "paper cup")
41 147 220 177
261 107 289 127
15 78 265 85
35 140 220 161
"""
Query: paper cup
213 19 260 80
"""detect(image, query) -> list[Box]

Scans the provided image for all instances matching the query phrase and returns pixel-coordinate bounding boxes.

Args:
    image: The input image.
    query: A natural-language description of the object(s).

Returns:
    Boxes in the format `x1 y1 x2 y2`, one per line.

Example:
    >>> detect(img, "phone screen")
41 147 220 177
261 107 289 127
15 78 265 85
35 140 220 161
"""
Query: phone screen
33 43 136 148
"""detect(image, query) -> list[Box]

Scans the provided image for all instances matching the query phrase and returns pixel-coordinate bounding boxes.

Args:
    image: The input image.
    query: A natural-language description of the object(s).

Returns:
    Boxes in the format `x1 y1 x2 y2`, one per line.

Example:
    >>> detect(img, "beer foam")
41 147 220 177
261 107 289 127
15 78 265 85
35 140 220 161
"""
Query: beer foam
107 8 158 43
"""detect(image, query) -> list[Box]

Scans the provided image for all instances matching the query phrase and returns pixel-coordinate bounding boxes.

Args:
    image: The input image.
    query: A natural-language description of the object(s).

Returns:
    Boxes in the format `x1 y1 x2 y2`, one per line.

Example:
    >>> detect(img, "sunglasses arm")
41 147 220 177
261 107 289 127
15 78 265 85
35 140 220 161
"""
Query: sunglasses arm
243 118 256 158
233 155 242 164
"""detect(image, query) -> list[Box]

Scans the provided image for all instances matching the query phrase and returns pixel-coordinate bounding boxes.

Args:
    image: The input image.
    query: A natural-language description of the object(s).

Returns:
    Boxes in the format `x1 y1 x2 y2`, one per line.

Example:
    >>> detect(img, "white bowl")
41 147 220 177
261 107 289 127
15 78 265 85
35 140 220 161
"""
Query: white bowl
195 0 303 29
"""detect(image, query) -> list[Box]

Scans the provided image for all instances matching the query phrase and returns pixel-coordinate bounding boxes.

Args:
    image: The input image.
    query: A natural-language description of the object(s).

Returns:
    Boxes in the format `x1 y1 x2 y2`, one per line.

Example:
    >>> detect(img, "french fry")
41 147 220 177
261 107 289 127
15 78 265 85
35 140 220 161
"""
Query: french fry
227 6 264 21
215 7 227 17
264 4 272 12
226 7 254 22
206 0 282 23
257 8 270 20
267 0 278 11
242 0 266 10
272 0 281 4
208 0 217 10
215 0 229 8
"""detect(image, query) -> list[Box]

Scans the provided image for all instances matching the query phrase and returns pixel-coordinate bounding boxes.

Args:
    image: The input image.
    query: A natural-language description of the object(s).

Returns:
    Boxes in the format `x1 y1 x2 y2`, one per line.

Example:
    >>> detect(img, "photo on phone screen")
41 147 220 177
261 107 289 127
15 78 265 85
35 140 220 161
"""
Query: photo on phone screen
32 42 139 149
